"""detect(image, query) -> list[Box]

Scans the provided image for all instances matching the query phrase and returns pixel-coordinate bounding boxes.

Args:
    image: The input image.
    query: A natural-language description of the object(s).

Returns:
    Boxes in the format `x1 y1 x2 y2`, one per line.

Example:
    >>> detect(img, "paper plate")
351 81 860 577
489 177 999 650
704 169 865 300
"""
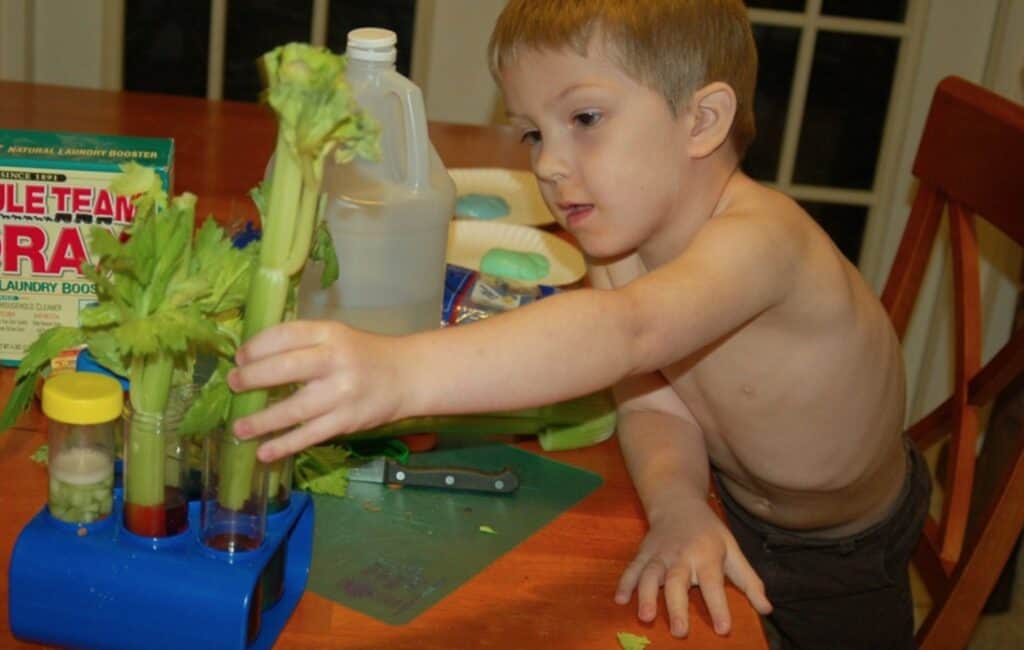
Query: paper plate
449 167 555 226
447 221 585 286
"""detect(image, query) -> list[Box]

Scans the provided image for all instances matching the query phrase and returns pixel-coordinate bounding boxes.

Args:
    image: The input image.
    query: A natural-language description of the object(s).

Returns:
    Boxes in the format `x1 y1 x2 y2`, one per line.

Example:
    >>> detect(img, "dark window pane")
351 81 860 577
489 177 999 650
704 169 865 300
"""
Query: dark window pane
793 32 899 189
821 0 908 23
746 0 806 11
800 201 867 262
743 25 800 181
327 0 417 78
223 1 313 102
124 0 210 98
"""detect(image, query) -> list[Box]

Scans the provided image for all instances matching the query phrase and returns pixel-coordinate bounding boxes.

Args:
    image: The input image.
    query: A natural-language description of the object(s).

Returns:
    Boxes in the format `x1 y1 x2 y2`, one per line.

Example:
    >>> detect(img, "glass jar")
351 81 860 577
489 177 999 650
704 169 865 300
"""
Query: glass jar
42 372 122 525
121 386 193 537
201 428 270 552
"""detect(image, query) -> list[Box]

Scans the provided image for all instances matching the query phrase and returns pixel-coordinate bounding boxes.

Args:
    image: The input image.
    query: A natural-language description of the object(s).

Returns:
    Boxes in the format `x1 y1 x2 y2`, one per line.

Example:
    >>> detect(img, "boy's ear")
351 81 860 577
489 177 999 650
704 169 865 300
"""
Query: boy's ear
686 82 737 159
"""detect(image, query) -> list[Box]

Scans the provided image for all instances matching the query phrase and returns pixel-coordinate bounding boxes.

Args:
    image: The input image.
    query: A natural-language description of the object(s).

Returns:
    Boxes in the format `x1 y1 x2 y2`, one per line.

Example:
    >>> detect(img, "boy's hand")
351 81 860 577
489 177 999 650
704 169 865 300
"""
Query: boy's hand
615 500 772 638
228 320 408 461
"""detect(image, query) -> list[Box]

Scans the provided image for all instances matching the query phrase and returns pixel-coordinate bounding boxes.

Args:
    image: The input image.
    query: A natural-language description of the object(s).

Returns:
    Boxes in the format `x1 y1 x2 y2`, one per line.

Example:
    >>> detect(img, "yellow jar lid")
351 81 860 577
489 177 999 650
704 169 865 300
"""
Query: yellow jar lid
42 372 124 425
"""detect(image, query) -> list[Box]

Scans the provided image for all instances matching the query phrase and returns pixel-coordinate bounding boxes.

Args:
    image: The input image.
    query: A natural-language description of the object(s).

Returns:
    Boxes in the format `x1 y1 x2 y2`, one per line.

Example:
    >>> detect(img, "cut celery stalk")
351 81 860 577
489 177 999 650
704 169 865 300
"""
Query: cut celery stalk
538 411 617 451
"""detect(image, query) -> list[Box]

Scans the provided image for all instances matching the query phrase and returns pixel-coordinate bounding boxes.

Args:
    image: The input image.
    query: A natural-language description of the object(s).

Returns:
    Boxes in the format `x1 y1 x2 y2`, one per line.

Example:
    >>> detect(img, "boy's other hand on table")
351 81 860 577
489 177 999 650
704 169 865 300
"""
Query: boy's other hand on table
615 499 773 638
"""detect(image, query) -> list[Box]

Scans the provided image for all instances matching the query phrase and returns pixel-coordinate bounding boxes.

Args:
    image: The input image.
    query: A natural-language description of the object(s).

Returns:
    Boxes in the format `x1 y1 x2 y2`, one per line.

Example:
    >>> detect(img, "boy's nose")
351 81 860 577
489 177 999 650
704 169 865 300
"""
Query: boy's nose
533 146 570 184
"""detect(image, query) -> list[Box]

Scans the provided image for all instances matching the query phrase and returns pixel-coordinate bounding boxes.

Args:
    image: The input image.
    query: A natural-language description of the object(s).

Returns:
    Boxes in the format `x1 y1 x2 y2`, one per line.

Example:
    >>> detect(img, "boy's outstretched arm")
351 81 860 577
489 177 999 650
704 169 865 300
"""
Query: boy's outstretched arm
230 211 797 460
611 372 772 638
231 286 648 459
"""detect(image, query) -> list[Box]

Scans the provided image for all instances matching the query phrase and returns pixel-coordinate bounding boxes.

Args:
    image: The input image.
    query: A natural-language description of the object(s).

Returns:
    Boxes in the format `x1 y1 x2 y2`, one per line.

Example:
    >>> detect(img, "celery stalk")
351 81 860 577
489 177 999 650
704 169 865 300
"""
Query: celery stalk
125 354 174 509
217 44 378 511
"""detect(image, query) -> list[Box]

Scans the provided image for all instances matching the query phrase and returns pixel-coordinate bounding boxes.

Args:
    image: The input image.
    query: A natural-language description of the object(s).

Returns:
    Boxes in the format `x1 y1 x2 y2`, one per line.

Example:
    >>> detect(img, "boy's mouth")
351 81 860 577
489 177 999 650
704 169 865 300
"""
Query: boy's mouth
557 202 594 228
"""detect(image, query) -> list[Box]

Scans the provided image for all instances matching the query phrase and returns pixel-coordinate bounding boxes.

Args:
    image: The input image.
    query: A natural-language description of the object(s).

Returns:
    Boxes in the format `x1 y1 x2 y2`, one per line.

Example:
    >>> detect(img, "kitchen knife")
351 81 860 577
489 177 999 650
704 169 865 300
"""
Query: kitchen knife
347 457 519 493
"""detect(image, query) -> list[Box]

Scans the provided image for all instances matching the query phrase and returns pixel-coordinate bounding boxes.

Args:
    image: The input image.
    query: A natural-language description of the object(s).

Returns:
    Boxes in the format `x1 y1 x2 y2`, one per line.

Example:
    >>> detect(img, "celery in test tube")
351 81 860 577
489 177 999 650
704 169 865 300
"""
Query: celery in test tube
212 42 379 544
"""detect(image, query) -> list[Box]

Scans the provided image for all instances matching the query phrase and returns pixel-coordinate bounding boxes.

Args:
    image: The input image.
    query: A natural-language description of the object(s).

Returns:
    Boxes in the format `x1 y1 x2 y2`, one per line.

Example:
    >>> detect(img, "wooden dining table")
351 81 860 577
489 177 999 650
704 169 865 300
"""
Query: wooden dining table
0 81 768 649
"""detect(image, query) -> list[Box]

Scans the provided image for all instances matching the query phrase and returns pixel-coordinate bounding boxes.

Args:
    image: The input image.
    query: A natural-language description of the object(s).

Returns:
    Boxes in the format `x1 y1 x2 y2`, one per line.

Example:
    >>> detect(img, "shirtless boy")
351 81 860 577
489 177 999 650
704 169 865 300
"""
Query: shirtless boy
229 1 930 647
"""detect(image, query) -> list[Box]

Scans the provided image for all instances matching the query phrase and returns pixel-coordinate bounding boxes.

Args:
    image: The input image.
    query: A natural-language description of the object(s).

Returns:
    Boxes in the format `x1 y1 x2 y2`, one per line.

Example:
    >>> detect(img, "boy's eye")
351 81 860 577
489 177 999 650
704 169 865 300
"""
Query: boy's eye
573 111 602 128
520 130 541 145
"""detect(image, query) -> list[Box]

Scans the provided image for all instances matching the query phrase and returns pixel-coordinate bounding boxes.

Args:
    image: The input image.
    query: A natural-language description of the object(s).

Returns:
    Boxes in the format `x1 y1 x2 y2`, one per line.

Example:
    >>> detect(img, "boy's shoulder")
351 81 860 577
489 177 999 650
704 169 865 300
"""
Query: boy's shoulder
692 175 814 263
716 175 806 229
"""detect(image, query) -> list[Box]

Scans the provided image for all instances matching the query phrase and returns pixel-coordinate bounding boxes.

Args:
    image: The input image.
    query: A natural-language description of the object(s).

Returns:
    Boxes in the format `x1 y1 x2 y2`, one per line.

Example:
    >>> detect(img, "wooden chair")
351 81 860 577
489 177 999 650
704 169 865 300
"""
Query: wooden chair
881 75 1024 649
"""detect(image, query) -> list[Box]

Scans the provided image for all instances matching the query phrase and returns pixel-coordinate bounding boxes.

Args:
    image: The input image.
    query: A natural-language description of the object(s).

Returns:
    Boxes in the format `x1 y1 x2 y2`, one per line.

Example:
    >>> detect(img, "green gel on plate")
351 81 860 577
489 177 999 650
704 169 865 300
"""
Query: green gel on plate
480 247 550 282
456 193 510 220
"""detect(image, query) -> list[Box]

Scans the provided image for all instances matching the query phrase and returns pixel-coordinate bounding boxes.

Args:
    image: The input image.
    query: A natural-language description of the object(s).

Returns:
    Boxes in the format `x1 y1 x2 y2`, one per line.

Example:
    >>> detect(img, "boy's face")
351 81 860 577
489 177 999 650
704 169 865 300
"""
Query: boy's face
500 38 696 260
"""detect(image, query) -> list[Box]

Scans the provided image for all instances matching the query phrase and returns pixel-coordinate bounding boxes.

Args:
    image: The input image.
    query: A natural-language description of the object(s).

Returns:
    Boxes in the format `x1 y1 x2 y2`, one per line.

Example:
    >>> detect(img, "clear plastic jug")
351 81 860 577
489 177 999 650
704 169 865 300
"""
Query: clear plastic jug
297 28 455 335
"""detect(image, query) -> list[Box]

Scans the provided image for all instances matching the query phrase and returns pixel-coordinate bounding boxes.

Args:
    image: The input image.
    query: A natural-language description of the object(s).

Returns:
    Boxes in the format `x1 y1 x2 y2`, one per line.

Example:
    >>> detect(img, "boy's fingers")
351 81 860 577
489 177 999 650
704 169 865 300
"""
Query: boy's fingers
695 564 731 635
615 557 646 604
256 409 347 462
236 320 330 364
724 548 773 614
663 570 690 638
234 384 328 440
636 560 666 622
229 346 328 393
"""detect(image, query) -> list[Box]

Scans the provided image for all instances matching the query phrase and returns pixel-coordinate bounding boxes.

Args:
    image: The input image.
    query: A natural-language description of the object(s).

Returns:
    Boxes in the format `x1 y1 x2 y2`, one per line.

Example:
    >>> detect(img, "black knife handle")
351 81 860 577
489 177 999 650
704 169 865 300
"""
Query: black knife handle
384 461 519 493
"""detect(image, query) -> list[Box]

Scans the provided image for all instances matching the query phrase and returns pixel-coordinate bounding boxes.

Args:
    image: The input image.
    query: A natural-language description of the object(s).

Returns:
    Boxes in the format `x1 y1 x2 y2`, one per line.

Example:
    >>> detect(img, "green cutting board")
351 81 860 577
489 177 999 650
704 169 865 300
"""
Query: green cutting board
306 444 603 624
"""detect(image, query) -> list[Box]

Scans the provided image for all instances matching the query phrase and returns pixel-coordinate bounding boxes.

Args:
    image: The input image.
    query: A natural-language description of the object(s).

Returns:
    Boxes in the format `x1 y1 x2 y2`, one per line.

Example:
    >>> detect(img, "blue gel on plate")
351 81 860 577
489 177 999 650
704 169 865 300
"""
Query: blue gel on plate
455 193 510 220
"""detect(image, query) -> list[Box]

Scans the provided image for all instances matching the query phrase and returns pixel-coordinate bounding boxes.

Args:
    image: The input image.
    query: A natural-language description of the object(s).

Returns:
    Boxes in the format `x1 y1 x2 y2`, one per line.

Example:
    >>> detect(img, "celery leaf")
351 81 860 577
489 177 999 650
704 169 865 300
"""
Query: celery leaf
0 326 85 431
181 360 233 437
310 220 339 288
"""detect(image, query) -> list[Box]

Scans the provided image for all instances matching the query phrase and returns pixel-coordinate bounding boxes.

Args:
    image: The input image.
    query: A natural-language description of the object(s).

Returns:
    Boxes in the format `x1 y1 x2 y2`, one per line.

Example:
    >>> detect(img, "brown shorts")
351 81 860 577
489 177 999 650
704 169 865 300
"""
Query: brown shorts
713 440 931 650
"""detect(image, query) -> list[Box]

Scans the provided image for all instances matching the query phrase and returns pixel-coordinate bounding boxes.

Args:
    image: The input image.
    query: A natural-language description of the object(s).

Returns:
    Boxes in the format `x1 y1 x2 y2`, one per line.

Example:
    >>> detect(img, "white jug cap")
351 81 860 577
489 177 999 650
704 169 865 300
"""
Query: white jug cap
347 28 398 63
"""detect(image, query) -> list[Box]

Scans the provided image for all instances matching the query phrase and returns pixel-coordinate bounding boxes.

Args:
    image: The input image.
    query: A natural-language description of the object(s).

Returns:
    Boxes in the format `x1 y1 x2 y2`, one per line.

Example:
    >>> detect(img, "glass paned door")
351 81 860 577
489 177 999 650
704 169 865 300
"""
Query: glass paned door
742 0 916 264
122 0 417 103
747 0 806 11
794 31 900 190
123 1 211 98
326 0 416 79
745 24 800 181
821 0 909 23
223 0 315 102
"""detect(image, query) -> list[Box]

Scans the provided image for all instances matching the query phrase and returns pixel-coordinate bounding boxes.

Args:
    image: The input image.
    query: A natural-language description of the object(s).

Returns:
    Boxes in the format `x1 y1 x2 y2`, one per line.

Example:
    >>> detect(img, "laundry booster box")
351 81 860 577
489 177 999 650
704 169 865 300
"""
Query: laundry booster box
0 129 173 366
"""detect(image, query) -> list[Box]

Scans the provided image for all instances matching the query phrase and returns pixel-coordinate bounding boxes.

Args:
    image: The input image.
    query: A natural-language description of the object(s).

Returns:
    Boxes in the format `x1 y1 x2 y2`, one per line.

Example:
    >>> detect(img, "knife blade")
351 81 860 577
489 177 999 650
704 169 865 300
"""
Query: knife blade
347 457 519 493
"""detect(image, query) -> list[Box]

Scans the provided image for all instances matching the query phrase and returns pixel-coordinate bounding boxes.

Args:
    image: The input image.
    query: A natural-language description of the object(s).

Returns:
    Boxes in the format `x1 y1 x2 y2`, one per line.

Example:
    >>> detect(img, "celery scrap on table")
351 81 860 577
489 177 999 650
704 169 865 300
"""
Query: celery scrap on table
293 444 353 497
478 525 497 535
617 631 652 650
30 445 48 465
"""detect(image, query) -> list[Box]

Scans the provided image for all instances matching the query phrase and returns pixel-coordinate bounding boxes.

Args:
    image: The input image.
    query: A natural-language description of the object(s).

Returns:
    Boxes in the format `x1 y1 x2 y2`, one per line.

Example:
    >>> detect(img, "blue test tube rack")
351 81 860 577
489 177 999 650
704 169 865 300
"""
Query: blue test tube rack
8 489 313 650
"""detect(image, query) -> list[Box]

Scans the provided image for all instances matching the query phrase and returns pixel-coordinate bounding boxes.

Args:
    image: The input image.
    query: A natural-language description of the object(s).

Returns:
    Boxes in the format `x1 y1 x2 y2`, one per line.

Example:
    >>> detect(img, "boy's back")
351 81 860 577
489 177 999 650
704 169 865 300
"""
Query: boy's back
645 174 908 536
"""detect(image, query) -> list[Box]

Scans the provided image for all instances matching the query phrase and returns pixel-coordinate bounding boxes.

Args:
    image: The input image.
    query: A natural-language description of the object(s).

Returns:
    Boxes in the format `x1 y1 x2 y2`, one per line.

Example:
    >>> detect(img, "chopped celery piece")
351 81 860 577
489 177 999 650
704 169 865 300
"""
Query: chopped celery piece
48 474 114 523
616 632 651 650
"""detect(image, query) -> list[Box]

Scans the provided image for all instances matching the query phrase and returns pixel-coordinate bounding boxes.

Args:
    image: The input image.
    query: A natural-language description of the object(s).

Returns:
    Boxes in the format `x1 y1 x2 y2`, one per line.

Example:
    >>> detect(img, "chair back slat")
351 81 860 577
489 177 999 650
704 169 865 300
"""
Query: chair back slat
936 202 983 567
968 334 1024 407
882 186 946 339
905 397 952 449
